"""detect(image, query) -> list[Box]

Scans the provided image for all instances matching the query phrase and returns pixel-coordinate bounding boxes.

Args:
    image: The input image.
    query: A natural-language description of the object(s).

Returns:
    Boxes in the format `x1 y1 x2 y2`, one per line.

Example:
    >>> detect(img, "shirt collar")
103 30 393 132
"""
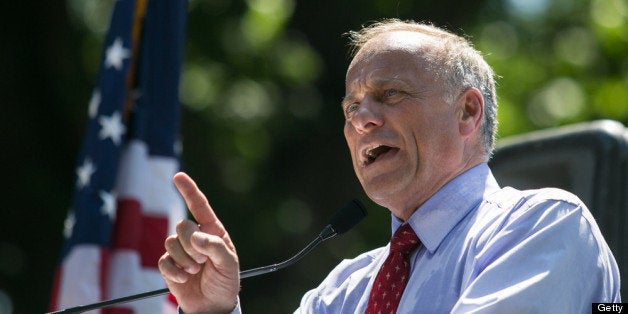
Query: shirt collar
391 163 500 254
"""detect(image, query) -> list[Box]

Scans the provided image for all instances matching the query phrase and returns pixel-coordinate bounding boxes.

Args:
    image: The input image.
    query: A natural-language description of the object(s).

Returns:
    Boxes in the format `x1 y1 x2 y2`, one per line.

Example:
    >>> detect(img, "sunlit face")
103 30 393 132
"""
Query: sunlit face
342 31 468 220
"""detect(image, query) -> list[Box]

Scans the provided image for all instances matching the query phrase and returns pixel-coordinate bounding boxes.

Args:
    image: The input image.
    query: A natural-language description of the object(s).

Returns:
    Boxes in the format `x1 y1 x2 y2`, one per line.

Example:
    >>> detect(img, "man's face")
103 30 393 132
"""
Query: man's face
342 31 467 220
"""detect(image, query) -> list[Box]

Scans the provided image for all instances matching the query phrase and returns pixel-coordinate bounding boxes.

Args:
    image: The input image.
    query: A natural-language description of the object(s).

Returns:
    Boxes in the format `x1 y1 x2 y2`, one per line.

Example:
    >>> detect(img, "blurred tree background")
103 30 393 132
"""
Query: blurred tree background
0 0 626 312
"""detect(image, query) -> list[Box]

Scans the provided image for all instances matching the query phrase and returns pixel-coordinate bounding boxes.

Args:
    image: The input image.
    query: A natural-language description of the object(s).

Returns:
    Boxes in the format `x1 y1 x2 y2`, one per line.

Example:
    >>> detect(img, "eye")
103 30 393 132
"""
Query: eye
385 89 398 97
345 103 359 115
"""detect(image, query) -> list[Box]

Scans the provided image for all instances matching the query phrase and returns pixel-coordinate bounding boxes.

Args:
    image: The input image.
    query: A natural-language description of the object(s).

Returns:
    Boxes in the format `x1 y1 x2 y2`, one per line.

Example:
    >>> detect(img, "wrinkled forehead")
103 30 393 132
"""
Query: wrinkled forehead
346 31 443 83
346 31 442 80
366 30 440 51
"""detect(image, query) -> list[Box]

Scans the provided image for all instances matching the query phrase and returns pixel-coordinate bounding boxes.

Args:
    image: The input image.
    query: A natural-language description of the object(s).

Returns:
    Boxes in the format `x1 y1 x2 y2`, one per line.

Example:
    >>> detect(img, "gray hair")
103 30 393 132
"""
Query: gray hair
346 19 498 158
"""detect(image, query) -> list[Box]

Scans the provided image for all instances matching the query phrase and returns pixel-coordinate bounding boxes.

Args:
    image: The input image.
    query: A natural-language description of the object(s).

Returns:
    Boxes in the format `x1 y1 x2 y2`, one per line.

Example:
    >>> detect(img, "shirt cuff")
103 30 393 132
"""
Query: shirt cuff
178 296 242 314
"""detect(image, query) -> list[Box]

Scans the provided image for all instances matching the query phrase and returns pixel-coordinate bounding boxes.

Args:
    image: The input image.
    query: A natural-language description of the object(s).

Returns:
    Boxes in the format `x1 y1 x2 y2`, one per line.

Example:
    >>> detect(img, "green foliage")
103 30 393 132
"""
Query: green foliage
474 0 628 138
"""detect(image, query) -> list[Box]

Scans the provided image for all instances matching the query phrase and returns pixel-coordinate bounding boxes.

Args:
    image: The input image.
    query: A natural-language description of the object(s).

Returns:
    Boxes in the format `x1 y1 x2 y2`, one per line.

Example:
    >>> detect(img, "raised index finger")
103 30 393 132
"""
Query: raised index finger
173 172 220 227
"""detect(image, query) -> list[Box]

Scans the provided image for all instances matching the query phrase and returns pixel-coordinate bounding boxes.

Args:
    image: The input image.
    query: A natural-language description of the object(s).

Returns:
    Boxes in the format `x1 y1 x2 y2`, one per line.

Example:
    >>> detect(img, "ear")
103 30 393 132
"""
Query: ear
458 87 484 138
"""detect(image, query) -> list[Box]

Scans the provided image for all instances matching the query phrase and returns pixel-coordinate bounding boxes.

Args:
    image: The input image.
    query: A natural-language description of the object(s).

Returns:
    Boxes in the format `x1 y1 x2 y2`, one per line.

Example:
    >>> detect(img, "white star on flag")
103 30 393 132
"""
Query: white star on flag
76 158 96 189
98 111 126 145
99 190 117 221
88 89 101 118
63 211 75 239
105 37 131 71
51 0 187 312
174 138 183 156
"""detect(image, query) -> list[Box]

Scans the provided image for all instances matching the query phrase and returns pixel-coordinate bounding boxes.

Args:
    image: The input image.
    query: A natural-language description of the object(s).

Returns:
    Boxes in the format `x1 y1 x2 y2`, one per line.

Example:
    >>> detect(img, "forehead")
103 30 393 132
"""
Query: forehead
349 31 439 67
345 31 441 89
365 30 439 52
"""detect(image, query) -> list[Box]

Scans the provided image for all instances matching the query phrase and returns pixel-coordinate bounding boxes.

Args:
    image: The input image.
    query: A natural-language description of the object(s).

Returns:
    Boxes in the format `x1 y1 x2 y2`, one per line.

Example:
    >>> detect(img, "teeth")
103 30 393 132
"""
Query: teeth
366 145 384 161
366 145 381 159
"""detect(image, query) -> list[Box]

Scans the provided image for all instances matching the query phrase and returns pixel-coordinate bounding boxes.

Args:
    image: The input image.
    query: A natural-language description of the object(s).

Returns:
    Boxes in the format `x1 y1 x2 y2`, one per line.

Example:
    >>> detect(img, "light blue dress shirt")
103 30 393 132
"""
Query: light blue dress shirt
295 163 621 313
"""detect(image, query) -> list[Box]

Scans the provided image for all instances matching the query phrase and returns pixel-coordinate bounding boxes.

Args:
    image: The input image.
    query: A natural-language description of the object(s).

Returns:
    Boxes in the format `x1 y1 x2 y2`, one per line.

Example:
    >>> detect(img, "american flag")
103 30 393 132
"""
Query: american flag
49 0 187 312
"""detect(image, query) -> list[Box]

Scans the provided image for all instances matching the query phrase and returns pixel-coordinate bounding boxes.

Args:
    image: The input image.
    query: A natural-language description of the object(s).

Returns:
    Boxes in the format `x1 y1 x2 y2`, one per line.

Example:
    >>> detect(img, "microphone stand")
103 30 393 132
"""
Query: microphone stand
47 225 338 313
239 223 336 278
47 199 366 314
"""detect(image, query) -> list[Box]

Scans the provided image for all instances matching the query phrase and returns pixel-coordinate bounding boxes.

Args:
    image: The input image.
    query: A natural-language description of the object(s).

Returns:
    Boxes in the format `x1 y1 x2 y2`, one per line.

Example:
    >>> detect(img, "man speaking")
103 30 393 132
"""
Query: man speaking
158 19 621 313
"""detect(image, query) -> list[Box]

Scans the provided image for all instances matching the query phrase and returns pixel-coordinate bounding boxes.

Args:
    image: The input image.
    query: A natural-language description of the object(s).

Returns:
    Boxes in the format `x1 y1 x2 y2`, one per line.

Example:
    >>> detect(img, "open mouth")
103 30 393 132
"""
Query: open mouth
364 144 396 166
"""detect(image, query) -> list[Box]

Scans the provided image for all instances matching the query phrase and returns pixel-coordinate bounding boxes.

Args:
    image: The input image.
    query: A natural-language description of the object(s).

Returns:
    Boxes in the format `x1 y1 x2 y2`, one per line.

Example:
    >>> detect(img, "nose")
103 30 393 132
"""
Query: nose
349 96 384 134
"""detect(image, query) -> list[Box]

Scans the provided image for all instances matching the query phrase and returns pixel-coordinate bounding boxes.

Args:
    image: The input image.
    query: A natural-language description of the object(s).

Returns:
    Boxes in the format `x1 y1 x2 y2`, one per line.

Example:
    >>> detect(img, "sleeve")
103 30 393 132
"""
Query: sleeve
178 296 242 314
451 190 621 313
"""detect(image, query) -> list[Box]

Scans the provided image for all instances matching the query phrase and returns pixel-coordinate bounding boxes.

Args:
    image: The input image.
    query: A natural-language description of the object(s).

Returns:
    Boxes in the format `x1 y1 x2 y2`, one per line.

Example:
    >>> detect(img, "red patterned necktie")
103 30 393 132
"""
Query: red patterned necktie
365 224 420 314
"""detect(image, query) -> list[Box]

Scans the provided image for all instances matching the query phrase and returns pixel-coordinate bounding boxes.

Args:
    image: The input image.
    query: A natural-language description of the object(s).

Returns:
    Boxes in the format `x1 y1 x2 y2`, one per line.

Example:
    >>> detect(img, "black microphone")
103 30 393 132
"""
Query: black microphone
47 198 367 314
240 198 367 278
